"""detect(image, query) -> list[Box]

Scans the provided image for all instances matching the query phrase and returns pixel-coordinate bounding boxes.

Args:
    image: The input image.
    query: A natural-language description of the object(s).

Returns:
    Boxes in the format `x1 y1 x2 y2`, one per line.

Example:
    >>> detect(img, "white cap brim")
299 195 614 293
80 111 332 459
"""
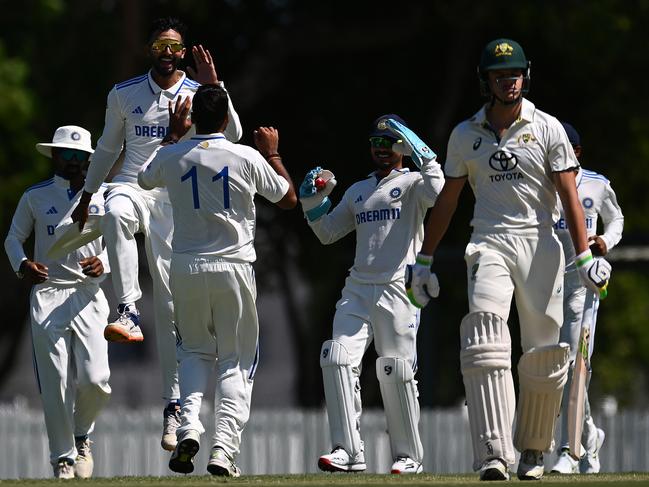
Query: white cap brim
35 143 94 159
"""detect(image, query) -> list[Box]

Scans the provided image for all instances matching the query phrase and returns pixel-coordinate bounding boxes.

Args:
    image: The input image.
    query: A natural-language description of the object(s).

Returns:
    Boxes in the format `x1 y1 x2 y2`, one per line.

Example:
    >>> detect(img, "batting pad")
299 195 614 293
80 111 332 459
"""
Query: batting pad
460 312 516 470
514 343 570 452
320 340 362 456
376 357 423 462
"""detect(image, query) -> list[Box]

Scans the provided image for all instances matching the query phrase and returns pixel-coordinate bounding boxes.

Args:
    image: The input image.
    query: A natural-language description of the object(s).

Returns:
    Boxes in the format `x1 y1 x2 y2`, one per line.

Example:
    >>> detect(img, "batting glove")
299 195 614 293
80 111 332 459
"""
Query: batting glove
300 167 337 222
405 253 440 309
576 249 611 299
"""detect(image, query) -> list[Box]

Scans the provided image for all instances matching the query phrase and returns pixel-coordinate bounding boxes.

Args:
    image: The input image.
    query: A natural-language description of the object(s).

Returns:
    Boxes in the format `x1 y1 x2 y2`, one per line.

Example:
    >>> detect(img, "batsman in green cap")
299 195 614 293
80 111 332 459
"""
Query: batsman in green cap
405 38 611 481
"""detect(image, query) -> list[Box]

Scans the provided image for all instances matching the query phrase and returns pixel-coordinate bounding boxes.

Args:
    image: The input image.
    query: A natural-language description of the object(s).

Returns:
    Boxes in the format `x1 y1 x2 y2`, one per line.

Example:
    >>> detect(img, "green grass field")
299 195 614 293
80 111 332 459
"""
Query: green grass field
1 473 649 486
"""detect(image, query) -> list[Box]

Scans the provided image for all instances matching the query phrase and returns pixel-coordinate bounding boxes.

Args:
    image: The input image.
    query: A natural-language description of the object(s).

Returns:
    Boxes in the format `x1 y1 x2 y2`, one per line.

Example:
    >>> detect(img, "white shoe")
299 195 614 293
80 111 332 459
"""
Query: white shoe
207 446 241 477
517 449 544 480
479 458 510 481
104 304 143 343
74 437 94 478
580 428 605 474
318 447 367 472
551 448 578 474
53 458 75 479
391 456 423 474
169 429 200 474
161 402 181 451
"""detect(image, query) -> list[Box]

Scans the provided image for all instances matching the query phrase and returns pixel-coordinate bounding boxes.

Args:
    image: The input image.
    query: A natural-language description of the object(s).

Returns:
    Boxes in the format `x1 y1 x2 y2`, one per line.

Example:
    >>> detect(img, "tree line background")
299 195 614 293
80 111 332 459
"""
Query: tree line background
0 0 648 409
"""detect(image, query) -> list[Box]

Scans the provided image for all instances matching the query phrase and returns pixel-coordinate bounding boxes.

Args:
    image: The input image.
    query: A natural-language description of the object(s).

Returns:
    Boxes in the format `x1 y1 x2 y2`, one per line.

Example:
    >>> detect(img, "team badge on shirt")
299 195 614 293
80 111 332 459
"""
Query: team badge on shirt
517 133 537 144
583 197 594 209
390 188 402 198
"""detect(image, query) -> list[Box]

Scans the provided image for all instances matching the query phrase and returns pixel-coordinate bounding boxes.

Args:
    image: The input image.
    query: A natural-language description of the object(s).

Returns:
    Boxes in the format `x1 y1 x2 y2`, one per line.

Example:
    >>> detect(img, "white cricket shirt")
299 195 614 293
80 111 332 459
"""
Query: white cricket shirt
4 176 109 286
445 98 579 233
308 160 444 284
554 168 624 270
85 71 243 194
138 134 289 261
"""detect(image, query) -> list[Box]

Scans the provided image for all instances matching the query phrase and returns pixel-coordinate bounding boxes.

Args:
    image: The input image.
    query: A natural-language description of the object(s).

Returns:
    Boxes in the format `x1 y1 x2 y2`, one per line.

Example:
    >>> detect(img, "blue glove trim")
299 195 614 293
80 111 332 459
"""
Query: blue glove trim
385 119 436 166
299 167 322 198
305 197 331 222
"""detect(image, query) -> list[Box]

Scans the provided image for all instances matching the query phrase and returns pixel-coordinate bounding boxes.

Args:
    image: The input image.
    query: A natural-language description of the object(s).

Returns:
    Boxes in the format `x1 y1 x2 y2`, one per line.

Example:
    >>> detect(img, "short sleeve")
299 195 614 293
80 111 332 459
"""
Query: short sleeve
547 118 579 173
443 126 468 178
251 152 289 203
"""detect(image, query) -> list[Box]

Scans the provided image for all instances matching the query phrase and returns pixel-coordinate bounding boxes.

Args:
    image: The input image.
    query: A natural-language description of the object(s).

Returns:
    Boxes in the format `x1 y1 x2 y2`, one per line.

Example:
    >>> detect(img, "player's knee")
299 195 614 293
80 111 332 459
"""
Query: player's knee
518 343 570 391
320 340 351 368
460 311 511 373
78 372 111 396
376 357 414 384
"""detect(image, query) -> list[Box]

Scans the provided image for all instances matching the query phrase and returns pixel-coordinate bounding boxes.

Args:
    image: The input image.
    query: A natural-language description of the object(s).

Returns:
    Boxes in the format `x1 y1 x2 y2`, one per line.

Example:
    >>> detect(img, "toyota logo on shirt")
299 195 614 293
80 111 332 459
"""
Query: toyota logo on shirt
489 150 518 172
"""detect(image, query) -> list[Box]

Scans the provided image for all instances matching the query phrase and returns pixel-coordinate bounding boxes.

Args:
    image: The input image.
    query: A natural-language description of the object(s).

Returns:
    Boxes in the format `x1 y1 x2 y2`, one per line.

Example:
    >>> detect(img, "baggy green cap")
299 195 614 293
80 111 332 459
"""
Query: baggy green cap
479 38 528 72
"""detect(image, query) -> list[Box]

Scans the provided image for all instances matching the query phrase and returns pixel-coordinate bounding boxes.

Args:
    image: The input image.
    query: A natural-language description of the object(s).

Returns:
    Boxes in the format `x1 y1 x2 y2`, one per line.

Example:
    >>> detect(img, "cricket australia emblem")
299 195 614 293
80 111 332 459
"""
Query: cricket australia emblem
517 133 537 145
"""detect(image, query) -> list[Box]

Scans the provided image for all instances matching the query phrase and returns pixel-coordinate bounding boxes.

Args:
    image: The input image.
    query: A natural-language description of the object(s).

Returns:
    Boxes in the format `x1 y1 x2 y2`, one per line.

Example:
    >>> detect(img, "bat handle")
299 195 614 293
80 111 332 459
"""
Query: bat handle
599 283 608 300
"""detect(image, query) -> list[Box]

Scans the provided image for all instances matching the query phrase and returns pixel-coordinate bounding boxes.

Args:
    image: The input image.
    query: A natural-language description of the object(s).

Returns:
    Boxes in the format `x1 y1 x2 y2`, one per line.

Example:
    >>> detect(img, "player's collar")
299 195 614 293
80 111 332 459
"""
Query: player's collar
191 133 226 140
368 167 410 179
53 175 70 188
147 70 187 96
472 97 535 126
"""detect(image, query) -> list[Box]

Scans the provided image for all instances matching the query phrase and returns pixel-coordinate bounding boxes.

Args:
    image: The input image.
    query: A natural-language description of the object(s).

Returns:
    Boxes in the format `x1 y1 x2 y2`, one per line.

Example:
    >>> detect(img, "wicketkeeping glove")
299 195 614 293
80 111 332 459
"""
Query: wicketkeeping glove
576 249 611 299
300 167 337 222
405 253 440 309
381 118 437 168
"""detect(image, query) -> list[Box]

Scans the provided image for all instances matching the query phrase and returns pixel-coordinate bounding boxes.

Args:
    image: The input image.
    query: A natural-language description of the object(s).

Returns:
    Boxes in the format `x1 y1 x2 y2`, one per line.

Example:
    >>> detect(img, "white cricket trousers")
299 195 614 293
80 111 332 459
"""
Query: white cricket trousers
30 283 111 465
171 254 259 459
464 229 565 351
329 276 420 448
558 268 600 451
101 183 179 401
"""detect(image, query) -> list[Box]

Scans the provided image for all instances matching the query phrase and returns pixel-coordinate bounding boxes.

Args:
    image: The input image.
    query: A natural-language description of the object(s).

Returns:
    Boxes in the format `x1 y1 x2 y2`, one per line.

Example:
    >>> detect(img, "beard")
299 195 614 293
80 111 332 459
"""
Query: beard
151 55 182 77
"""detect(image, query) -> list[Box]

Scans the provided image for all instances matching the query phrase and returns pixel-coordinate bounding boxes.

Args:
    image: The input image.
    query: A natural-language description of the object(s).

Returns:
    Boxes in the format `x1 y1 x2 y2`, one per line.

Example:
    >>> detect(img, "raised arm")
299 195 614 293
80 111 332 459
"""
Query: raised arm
253 127 296 209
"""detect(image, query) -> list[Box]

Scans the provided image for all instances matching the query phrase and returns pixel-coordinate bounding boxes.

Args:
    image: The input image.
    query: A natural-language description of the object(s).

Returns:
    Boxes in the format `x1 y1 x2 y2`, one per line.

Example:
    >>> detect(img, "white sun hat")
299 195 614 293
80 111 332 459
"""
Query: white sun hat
36 125 94 158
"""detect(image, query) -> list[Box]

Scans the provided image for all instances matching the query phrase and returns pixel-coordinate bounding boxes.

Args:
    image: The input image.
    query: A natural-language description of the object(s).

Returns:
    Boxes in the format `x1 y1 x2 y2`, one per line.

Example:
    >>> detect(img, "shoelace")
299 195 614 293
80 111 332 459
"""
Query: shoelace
117 312 138 327
76 440 92 457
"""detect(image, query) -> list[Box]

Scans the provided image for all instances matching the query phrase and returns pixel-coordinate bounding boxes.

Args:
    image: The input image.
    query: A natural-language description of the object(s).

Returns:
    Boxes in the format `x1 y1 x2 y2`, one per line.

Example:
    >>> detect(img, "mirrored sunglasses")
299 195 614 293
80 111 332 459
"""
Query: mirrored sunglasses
151 40 185 53
369 137 396 149
60 149 90 162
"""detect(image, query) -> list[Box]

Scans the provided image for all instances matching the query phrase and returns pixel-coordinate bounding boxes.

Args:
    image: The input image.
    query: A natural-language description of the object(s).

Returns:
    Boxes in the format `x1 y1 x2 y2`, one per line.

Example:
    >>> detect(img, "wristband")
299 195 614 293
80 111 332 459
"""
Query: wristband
575 249 593 268
415 253 433 266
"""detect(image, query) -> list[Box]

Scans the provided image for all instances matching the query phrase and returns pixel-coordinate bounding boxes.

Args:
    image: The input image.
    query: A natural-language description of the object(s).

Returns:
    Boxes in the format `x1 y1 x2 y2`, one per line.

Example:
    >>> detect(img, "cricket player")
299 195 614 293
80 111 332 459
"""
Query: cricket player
406 39 611 481
138 84 297 476
301 115 444 474
4 126 111 479
551 122 624 475
70 17 243 451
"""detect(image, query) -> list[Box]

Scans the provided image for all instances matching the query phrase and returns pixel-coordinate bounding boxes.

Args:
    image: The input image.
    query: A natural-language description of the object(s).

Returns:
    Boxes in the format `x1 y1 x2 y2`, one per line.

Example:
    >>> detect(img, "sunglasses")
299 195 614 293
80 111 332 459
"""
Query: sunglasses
59 149 89 162
151 40 185 53
369 137 397 149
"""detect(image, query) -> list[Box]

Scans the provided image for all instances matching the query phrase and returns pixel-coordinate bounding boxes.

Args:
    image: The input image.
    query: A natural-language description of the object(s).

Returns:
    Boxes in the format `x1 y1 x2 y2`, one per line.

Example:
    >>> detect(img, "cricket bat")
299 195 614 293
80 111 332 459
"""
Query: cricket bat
566 289 599 459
